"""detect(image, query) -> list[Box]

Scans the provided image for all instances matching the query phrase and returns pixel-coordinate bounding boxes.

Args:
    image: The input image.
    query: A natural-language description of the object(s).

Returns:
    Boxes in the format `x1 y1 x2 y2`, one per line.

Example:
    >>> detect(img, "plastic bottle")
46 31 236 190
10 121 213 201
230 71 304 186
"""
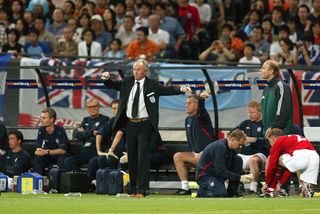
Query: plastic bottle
64 192 82 197
116 193 129 197
289 181 296 196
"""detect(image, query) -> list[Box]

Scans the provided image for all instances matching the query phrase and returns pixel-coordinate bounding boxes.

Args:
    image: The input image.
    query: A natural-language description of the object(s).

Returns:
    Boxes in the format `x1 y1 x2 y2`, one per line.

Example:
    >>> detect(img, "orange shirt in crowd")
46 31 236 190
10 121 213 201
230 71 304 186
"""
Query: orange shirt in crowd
126 39 160 60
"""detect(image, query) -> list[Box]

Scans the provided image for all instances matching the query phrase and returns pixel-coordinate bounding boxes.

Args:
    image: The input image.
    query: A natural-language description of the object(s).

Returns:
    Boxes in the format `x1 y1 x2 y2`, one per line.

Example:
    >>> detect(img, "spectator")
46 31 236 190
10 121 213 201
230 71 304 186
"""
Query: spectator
294 32 320 65
196 130 252 197
10 0 24 23
178 0 201 41
33 108 68 175
238 43 261 66
135 1 152 27
287 16 298 43
191 0 212 26
126 26 160 60
269 25 293 59
64 98 109 184
220 23 244 56
174 92 216 195
74 0 86 17
15 18 28 46
63 0 76 21
271 6 285 36
95 0 108 16
24 28 51 58
90 14 112 52
273 38 295 65
311 18 320 44
148 14 169 57
154 2 186 58
28 0 49 18
0 130 31 177
22 10 34 28
261 18 273 43
76 12 91 40
2 28 24 58
297 4 311 35
34 16 57 52
243 9 261 37
309 0 320 21
104 38 125 59
199 35 238 63
103 8 118 38
299 0 313 10
78 28 102 61
125 0 139 15
53 26 78 57
285 0 299 18
115 2 126 26
0 119 8 155
47 8 67 37
115 15 137 50
236 101 269 194
67 17 81 43
250 25 270 62
260 60 293 135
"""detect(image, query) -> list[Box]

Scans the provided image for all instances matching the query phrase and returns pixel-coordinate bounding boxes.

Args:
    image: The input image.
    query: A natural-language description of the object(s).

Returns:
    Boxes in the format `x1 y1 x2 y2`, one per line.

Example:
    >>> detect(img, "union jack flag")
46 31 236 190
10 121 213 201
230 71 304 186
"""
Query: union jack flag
37 59 119 108
280 70 320 127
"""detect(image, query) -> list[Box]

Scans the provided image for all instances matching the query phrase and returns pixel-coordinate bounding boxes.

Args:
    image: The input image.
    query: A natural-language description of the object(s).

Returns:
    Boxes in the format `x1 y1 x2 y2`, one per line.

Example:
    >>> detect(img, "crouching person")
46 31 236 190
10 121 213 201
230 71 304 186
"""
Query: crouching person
196 130 253 197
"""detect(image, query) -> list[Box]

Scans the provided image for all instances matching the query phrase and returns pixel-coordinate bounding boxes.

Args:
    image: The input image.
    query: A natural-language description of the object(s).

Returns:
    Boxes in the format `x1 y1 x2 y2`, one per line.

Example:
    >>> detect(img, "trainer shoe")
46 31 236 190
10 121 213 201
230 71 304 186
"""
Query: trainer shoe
174 189 192 195
259 188 274 198
303 183 314 198
276 188 288 197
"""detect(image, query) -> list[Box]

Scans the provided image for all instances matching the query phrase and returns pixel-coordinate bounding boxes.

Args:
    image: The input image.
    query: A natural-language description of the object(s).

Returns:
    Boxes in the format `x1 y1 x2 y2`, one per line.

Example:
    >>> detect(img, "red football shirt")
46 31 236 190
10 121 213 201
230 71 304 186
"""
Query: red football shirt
266 135 315 185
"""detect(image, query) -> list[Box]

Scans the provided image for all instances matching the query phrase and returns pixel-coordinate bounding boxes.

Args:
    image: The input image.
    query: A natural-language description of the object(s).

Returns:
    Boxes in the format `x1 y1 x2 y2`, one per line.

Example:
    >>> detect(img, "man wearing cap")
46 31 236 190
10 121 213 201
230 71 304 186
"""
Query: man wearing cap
91 14 112 52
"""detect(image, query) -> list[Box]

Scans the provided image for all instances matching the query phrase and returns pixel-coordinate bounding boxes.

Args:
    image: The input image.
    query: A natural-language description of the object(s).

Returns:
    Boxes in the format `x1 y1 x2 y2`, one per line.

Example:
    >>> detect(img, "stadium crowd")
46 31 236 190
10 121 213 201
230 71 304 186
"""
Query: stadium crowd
0 0 320 64
0 0 320 198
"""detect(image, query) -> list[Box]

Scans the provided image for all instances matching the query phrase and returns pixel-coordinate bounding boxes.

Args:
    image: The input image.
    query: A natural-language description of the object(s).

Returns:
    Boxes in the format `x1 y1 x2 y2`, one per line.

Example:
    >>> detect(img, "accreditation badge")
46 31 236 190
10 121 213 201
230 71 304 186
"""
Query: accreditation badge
149 96 156 103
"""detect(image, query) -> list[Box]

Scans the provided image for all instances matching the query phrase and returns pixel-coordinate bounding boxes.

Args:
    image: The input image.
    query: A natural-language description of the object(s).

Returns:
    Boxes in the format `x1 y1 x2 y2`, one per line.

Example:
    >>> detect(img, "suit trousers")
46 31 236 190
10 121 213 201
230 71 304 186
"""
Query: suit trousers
126 120 152 195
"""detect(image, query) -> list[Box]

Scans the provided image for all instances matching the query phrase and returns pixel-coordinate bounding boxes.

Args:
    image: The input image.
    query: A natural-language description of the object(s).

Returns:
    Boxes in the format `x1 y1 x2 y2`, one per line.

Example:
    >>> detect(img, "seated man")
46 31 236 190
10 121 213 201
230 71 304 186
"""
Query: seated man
64 98 109 181
196 130 253 197
261 128 319 198
0 119 9 155
236 101 269 194
174 91 217 195
34 108 68 175
0 130 31 177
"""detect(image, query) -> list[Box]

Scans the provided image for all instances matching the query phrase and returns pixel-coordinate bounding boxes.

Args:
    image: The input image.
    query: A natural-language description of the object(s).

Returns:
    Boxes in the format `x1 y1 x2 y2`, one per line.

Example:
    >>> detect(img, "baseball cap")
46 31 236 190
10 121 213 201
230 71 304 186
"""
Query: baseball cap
91 15 103 22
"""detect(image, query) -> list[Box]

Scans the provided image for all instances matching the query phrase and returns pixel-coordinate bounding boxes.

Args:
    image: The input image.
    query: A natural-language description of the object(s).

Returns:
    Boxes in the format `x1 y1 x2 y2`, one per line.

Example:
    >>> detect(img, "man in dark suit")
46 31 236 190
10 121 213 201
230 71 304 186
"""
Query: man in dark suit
102 59 191 197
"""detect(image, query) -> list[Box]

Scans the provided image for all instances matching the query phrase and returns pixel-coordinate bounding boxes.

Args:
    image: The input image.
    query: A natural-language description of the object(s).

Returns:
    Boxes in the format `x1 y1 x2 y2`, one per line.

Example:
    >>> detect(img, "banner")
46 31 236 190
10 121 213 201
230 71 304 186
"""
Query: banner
18 57 118 126
0 54 11 119
153 63 251 111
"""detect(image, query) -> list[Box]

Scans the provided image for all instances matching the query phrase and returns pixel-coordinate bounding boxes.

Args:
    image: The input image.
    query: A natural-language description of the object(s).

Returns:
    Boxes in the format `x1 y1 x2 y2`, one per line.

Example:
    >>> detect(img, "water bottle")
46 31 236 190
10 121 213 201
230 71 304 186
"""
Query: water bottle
64 192 82 197
116 193 129 197
289 181 296 196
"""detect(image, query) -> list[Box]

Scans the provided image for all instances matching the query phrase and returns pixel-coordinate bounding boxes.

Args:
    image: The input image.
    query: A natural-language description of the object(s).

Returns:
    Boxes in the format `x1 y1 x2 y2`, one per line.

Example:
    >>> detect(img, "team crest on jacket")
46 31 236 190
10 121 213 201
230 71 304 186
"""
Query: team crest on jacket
149 96 156 103
257 127 262 132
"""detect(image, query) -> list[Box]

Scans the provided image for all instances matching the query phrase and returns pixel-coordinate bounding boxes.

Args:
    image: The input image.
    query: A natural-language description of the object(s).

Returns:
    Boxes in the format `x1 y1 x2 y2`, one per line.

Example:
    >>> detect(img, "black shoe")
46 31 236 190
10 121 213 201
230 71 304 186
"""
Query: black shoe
88 184 96 193
174 189 191 195
245 190 258 195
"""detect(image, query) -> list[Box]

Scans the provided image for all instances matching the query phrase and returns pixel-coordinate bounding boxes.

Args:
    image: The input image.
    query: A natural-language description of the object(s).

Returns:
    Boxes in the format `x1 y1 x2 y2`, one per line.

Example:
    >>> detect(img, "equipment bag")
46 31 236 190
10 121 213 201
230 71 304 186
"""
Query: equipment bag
60 171 88 193
96 168 113 194
48 168 66 193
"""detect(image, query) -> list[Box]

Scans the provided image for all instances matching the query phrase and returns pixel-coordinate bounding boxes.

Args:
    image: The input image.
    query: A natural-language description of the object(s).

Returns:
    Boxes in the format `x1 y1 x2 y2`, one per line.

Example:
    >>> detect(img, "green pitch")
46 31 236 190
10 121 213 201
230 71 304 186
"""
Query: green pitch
0 192 319 213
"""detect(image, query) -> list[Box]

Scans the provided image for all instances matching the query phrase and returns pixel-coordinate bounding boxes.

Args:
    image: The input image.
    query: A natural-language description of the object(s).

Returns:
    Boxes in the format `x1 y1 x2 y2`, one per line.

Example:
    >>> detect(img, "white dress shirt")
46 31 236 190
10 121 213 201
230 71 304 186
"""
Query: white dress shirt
126 78 149 119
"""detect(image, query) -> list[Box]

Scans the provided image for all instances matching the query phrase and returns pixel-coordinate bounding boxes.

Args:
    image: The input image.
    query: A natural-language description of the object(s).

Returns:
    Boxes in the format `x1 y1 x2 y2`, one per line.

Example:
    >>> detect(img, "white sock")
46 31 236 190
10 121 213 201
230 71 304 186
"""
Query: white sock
181 180 189 190
250 182 258 192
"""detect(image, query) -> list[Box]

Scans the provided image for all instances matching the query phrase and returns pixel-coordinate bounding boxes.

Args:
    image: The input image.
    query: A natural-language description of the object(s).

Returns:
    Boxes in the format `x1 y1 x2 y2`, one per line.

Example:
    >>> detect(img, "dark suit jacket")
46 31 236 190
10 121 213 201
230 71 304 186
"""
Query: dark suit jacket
103 76 183 131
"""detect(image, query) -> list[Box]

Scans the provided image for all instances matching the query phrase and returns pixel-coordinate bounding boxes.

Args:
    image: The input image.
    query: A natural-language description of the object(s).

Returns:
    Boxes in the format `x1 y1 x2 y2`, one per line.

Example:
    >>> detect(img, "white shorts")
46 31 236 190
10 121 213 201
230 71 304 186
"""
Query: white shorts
238 153 267 171
281 149 320 185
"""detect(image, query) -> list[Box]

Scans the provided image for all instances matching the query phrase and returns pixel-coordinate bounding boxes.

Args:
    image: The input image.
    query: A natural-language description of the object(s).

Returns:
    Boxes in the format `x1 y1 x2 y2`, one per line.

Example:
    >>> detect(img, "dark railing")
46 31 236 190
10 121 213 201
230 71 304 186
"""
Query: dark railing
5 56 320 133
